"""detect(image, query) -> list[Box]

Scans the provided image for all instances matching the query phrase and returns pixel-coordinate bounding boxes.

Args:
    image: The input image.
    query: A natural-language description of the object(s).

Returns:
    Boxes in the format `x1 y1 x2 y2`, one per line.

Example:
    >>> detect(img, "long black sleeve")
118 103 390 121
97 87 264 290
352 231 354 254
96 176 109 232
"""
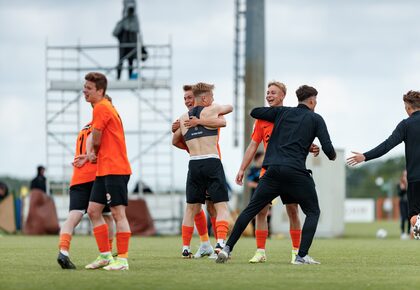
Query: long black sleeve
315 115 336 160
250 107 280 122
364 121 405 161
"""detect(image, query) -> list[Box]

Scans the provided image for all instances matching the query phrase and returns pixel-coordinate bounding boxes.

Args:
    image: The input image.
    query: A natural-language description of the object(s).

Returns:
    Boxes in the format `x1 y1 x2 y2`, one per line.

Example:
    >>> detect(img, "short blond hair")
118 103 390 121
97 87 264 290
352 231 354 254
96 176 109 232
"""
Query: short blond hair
192 82 214 98
403 90 420 109
268 81 287 96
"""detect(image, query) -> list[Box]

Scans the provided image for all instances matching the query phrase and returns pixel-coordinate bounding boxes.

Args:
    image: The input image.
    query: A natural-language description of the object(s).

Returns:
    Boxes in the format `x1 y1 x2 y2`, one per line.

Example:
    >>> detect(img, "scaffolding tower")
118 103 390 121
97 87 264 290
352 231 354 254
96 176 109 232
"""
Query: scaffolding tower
233 0 247 147
45 41 174 197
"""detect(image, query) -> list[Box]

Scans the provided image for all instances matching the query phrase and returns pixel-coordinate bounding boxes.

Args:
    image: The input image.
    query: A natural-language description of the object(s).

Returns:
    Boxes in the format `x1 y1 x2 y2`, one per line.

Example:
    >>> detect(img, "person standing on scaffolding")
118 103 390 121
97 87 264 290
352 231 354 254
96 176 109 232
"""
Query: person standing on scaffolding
113 0 147 80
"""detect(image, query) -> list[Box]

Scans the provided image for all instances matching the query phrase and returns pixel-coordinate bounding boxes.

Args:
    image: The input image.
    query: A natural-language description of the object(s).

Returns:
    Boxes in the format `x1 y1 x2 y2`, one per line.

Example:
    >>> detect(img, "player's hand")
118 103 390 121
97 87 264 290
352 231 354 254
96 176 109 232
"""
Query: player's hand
346 151 365 166
184 116 200 128
235 170 244 185
309 143 320 157
171 120 180 133
88 152 97 164
72 155 88 167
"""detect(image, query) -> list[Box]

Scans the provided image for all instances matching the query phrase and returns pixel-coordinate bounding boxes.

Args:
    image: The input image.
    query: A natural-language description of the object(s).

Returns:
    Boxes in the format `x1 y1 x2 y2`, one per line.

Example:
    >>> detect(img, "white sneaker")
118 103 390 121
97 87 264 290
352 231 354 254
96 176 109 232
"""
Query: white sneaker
401 233 409 240
103 258 129 271
290 249 298 264
208 253 218 259
293 254 321 265
248 249 266 263
85 253 114 269
194 243 214 258
413 215 420 240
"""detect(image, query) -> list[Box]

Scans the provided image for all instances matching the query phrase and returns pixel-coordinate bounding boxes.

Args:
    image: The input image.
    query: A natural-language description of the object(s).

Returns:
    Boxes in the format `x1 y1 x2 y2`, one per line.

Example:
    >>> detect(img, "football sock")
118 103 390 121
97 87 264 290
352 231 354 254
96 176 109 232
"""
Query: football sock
58 233 72 254
211 217 217 240
194 210 209 242
216 220 229 241
290 229 302 250
93 224 110 254
116 232 131 259
255 229 269 250
182 225 194 247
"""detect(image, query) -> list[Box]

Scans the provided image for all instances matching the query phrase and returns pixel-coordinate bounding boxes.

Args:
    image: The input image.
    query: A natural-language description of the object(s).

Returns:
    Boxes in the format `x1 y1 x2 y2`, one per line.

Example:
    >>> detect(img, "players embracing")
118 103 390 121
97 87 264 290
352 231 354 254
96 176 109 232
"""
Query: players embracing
172 82 233 257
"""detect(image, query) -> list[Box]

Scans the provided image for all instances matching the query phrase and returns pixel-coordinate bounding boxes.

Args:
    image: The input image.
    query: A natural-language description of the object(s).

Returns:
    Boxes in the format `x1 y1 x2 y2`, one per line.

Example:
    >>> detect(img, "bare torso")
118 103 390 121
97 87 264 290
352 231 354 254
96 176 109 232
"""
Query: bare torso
180 104 220 156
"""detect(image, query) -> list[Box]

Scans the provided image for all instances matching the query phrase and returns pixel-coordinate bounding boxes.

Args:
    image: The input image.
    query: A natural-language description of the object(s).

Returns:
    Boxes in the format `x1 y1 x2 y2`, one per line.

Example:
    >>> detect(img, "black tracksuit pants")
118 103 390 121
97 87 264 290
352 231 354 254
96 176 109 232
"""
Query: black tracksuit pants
226 165 320 258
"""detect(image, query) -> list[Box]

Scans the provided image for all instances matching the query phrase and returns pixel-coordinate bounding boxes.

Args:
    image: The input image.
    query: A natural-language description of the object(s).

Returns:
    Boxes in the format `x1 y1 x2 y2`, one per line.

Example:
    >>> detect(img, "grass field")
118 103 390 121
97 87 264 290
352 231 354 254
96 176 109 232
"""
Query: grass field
0 221 417 290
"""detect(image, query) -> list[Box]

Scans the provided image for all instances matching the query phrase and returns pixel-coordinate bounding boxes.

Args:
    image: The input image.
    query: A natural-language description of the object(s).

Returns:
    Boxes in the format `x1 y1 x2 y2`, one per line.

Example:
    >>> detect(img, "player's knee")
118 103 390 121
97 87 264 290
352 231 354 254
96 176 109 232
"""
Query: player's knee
87 207 101 220
258 207 269 218
111 208 126 222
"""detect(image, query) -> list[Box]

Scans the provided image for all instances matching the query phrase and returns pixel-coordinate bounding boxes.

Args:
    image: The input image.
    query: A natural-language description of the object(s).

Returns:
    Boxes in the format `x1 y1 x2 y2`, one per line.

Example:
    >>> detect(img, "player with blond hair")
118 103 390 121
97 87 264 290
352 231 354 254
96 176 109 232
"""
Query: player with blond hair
172 84 225 258
217 85 336 264
173 82 233 257
236 81 319 263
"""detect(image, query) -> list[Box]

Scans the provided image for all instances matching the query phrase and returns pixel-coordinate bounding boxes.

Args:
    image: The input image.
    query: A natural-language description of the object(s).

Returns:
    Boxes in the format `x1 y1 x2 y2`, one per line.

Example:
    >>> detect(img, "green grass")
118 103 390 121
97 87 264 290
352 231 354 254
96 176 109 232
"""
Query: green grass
0 221 417 290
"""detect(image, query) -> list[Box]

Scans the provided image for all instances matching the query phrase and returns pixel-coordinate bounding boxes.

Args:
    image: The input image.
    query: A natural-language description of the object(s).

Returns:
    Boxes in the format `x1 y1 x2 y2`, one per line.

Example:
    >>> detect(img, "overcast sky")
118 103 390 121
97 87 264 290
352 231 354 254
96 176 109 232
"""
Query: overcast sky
0 0 419 190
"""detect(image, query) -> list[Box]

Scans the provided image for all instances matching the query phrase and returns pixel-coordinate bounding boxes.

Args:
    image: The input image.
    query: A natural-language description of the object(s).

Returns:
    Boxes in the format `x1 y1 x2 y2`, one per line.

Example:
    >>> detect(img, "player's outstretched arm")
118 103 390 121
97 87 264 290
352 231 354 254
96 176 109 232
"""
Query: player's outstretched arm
235 140 259 185
346 151 366 166
362 121 405 161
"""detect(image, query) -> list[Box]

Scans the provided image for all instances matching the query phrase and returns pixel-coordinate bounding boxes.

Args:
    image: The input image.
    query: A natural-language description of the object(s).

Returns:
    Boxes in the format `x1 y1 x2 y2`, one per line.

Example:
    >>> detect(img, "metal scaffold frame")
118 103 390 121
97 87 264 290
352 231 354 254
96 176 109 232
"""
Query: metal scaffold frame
233 0 246 147
45 39 174 200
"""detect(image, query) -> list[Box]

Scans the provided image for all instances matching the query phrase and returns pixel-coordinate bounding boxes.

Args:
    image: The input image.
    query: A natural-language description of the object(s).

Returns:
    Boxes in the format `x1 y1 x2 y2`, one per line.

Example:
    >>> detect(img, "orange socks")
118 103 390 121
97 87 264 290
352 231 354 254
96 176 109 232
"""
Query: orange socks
216 220 229 240
182 225 194 247
290 229 302 249
194 210 209 242
255 230 268 249
116 232 131 259
211 217 217 240
58 233 72 252
93 224 110 253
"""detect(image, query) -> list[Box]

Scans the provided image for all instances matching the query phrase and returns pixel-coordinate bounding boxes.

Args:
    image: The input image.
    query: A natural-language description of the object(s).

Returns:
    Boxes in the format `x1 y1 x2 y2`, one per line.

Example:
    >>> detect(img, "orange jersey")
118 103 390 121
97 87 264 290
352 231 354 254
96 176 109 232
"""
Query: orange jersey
92 98 132 176
251 119 274 177
70 123 97 187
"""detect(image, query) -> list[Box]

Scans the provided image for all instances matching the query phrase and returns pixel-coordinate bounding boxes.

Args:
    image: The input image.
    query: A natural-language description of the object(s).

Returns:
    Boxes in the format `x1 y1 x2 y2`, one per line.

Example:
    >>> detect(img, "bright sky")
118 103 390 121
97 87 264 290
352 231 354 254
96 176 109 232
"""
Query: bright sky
0 0 419 191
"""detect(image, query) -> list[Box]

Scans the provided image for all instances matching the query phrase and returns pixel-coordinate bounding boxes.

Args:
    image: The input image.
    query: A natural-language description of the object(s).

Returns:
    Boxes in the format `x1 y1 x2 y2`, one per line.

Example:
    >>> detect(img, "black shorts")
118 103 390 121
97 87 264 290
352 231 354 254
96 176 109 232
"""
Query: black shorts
186 158 229 204
69 181 111 213
90 175 130 207
250 189 272 206
407 181 420 218
252 165 319 216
